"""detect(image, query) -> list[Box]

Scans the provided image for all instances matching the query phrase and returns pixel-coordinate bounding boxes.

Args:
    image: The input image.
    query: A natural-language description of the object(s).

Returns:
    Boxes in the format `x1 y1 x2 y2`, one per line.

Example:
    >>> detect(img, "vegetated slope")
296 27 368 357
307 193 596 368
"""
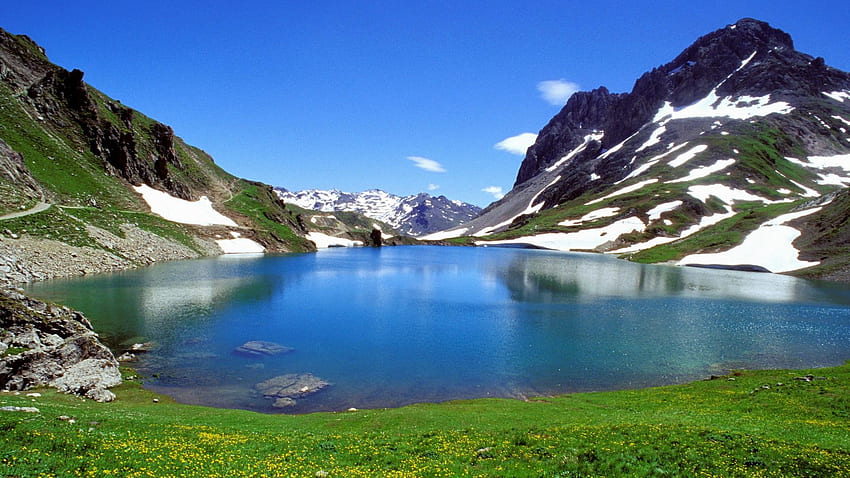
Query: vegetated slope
449 18 850 278
0 28 314 283
276 188 482 237
1 361 850 476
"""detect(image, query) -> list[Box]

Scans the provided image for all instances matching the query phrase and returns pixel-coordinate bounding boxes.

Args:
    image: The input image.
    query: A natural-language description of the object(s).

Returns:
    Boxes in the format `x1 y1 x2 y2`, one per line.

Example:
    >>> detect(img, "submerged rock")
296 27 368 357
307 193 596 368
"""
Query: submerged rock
234 340 293 357
254 373 329 408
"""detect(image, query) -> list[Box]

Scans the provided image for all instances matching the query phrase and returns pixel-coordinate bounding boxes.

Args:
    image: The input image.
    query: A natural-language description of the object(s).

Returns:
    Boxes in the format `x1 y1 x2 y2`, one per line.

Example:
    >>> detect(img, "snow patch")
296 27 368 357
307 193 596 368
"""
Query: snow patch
216 238 265 254
785 154 850 186
611 211 735 254
635 125 666 152
479 216 646 251
668 144 709 168
647 201 682 221
546 132 603 172
823 91 850 103
687 184 767 205
832 115 850 127
586 179 658 205
669 158 736 183
559 207 620 227
677 208 823 273
476 176 562 236
306 232 363 248
653 53 793 123
420 228 469 241
134 184 237 226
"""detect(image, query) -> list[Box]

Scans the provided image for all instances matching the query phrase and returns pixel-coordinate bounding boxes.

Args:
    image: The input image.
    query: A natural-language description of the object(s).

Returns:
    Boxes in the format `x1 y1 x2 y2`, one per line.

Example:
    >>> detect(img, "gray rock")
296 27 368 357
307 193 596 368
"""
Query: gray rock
234 340 293 357
0 405 39 413
255 373 329 408
127 342 155 353
50 358 121 402
0 290 121 402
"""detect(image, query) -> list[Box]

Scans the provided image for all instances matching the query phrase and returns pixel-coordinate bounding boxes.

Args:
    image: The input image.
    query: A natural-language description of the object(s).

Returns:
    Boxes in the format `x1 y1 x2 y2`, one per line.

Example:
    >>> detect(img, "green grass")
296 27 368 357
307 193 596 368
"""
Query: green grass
0 180 37 216
0 207 96 248
225 182 314 252
1 362 849 477
0 346 28 357
0 83 138 209
625 202 797 264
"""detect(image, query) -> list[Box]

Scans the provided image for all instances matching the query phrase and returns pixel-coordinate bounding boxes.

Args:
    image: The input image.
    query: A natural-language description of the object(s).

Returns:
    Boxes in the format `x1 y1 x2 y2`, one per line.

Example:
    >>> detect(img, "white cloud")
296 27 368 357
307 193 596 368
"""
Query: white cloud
482 186 505 200
537 79 580 106
494 132 537 155
407 156 446 173
427 183 440 191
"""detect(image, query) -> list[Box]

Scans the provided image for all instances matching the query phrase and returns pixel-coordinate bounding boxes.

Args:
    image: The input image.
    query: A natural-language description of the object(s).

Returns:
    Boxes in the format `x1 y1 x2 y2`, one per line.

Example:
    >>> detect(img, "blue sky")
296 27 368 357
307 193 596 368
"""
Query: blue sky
5 1 850 206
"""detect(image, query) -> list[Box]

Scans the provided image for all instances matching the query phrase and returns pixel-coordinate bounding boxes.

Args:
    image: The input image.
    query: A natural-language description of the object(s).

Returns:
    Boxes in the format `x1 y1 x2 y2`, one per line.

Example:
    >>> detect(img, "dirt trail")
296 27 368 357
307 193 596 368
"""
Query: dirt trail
0 202 51 221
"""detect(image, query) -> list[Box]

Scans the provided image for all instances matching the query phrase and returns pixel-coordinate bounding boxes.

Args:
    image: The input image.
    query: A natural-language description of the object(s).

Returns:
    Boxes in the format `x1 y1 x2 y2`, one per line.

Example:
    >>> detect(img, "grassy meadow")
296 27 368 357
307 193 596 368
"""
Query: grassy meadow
1 362 849 477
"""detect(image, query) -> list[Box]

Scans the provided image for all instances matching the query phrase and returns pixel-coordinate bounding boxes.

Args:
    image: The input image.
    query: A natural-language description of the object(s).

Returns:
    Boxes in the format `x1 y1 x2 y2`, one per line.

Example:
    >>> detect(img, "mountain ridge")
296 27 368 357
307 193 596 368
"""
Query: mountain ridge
0 26 321 284
443 18 850 279
276 187 481 237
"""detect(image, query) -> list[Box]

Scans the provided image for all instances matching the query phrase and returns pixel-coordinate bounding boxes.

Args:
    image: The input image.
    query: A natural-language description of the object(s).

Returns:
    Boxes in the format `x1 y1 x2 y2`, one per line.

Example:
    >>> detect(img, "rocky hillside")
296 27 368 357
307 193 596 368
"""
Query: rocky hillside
276 188 481 236
0 28 327 284
445 18 850 279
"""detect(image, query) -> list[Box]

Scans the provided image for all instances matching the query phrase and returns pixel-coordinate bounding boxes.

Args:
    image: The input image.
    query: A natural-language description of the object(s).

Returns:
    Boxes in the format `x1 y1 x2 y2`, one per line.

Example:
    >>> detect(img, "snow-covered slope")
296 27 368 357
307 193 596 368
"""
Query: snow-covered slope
454 18 850 278
275 188 481 237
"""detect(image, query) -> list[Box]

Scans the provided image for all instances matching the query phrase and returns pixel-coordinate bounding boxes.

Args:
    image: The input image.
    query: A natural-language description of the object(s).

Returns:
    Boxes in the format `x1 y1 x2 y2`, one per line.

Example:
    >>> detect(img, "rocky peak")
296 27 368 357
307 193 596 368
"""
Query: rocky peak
515 18 850 187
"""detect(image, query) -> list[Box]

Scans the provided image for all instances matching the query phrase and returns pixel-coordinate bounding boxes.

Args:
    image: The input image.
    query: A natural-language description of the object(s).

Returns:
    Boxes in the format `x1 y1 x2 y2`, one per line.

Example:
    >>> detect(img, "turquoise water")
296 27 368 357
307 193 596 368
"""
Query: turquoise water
25 246 850 413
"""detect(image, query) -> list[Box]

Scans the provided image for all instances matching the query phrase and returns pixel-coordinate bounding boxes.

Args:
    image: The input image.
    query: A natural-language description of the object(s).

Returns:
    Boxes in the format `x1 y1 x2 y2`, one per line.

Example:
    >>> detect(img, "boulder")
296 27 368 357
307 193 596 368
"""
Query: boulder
234 340 293 357
0 289 121 402
254 373 329 408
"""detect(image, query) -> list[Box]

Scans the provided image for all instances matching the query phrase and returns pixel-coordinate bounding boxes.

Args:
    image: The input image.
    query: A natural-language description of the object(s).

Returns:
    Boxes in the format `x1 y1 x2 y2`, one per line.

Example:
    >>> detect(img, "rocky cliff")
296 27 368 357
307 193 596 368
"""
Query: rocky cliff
448 19 850 278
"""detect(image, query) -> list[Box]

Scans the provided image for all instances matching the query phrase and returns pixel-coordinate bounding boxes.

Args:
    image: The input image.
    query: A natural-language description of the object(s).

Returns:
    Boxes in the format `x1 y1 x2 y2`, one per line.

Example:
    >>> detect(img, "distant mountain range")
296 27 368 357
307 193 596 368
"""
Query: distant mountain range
442 18 850 279
275 188 481 237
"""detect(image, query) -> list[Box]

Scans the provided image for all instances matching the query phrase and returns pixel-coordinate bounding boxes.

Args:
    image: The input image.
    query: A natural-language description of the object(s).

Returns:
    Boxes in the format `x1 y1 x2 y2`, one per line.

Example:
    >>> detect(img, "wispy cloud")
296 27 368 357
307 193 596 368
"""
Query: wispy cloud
494 132 537 155
482 186 504 200
427 183 440 191
537 79 579 105
407 156 446 173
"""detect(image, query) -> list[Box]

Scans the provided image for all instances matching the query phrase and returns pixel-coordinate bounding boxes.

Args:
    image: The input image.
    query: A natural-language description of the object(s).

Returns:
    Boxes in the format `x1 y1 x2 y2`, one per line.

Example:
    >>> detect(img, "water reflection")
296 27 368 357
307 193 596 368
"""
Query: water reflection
496 250 847 304
24 246 850 414
28 254 281 348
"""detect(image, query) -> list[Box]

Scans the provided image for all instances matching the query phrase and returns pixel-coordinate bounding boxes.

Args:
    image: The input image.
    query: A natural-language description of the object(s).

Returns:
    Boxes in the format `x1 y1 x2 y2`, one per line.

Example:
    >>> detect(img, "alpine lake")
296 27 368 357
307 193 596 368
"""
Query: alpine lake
24 246 850 414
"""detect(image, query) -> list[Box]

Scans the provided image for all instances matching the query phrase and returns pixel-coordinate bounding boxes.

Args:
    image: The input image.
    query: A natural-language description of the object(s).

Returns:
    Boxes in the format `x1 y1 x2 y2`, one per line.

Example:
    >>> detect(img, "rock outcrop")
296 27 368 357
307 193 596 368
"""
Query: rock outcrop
0 288 121 401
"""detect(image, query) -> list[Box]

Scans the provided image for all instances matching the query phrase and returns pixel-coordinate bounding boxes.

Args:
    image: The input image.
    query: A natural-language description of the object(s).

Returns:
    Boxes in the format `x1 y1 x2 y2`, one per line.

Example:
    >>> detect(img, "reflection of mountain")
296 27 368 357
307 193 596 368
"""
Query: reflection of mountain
27 255 281 348
497 250 826 304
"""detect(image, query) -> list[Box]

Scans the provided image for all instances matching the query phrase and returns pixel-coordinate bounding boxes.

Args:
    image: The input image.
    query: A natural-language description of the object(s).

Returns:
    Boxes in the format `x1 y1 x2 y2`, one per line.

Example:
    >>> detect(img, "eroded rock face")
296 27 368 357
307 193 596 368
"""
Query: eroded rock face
254 373 329 408
0 288 121 401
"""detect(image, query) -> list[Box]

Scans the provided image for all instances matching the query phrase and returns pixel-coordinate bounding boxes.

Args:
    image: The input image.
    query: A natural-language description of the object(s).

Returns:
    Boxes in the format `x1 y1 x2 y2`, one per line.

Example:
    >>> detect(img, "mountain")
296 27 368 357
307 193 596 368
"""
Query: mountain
275 188 481 237
445 18 850 279
0 28 320 283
